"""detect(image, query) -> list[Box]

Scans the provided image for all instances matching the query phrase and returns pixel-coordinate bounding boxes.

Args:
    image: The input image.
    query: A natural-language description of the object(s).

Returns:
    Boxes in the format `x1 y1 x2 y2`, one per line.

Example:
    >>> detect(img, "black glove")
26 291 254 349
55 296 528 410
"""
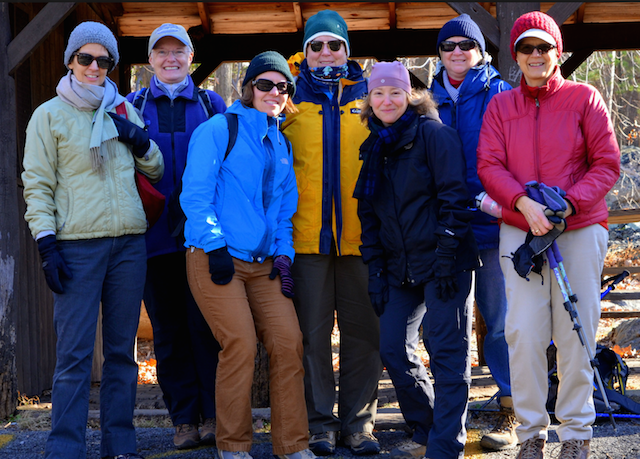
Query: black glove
368 261 389 317
434 256 458 301
108 112 151 158
269 255 294 298
37 235 72 294
207 247 235 285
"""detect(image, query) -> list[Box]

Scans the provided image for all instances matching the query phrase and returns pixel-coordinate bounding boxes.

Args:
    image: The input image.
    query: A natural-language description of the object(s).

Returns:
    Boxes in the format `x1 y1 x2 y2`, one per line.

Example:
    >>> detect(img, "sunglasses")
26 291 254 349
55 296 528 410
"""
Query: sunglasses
252 79 293 96
308 40 343 53
439 39 478 53
516 43 557 55
73 52 114 70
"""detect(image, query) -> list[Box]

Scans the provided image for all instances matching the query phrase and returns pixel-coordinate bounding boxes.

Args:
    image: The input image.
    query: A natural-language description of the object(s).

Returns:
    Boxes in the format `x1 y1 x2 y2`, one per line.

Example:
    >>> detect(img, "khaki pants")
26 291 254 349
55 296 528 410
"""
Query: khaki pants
499 224 607 443
186 248 309 454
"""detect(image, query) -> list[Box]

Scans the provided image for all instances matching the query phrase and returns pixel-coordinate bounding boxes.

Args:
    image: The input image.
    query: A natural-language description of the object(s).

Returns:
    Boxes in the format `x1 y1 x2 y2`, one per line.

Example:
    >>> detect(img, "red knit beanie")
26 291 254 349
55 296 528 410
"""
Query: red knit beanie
510 11 563 60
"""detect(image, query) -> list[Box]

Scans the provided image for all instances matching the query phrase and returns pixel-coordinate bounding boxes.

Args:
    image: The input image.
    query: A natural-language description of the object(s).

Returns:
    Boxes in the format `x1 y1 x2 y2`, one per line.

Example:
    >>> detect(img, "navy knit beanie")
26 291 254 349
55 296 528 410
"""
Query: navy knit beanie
64 21 119 71
303 10 350 57
242 51 296 96
437 14 485 57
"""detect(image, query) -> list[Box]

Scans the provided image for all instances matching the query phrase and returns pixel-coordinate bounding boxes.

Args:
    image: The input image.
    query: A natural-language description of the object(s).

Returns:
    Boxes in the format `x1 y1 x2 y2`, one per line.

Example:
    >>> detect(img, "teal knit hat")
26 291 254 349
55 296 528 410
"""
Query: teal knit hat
242 51 296 96
303 10 350 58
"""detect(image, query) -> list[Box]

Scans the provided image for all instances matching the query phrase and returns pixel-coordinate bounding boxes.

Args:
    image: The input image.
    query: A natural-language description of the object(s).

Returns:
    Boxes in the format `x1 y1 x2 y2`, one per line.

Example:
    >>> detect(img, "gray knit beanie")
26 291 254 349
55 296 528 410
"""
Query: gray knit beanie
64 21 119 71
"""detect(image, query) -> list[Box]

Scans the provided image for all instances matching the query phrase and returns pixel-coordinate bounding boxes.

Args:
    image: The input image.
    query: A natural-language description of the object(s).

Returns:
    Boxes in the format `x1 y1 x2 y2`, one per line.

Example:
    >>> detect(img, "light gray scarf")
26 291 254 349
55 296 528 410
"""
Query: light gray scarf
442 69 460 105
56 71 126 172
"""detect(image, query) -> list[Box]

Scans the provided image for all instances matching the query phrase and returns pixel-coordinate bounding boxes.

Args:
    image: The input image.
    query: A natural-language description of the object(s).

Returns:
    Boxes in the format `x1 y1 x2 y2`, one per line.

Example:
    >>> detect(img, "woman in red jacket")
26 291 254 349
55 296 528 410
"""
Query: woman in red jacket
477 11 620 459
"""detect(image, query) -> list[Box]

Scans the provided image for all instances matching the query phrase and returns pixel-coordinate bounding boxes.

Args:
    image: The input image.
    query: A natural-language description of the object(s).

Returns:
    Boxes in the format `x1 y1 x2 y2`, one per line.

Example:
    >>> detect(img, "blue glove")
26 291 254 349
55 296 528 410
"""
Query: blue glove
37 235 72 294
269 255 294 298
368 261 389 317
108 112 151 158
434 256 458 301
207 247 235 285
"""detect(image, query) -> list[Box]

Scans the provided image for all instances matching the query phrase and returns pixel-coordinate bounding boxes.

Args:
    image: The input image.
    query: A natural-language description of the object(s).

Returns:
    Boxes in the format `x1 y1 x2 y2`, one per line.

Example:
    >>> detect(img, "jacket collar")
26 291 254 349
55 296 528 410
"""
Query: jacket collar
149 75 198 102
433 62 501 102
519 65 565 100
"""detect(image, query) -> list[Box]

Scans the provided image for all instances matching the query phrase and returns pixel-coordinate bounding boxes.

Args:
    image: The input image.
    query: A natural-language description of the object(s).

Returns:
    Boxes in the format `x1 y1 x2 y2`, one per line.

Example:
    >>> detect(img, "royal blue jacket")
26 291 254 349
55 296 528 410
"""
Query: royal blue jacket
126 76 226 259
181 100 298 263
430 63 511 249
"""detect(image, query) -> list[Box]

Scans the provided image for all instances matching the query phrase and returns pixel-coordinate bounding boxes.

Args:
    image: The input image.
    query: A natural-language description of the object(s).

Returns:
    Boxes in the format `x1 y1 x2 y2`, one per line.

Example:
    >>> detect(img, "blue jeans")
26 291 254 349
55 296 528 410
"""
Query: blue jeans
471 248 511 397
45 236 146 459
380 271 471 459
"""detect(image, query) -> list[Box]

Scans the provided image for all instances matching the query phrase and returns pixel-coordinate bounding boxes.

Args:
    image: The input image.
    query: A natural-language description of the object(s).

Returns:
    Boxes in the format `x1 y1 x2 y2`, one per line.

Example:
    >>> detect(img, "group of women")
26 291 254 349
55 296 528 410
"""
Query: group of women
21 9 619 459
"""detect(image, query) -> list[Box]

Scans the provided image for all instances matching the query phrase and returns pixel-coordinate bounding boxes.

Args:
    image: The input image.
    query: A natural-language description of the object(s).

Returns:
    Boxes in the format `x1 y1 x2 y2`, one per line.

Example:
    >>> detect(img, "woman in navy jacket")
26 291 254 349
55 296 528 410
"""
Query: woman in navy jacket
355 61 479 459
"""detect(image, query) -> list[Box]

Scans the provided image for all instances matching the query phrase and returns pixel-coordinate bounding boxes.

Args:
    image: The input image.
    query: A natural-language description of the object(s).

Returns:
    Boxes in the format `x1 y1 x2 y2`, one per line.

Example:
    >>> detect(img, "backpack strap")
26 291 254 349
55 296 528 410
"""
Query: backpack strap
223 112 238 161
197 88 215 119
115 102 128 118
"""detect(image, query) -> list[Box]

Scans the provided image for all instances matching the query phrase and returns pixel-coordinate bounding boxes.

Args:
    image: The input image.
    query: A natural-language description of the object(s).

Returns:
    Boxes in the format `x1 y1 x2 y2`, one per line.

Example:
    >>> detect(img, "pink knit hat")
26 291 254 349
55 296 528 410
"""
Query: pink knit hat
368 61 411 94
510 11 563 60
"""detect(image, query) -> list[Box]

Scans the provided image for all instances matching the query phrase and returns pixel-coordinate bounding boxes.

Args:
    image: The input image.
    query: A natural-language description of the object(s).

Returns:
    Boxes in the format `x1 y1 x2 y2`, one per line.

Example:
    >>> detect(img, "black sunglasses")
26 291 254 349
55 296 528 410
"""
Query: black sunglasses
308 40 343 53
252 79 293 96
516 43 557 55
73 52 114 70
439 39 478 53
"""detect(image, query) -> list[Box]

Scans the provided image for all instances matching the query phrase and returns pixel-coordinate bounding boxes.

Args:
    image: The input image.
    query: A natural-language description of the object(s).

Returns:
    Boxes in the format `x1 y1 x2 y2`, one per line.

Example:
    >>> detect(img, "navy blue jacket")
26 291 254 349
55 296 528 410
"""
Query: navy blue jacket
127 77 226 259
430 63 511 249
357 113 479 288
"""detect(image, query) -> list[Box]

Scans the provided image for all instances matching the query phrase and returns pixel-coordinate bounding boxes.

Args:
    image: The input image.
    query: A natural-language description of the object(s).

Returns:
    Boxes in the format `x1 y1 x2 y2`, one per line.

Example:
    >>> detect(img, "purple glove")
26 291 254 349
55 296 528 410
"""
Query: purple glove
269 255 294 298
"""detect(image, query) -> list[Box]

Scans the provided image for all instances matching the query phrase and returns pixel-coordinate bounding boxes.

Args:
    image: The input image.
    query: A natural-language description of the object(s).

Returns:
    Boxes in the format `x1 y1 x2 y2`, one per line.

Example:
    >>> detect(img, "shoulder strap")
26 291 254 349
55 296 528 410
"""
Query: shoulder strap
115 102 128 118
223 112 238 161
197 88 215 119
132 88 150 114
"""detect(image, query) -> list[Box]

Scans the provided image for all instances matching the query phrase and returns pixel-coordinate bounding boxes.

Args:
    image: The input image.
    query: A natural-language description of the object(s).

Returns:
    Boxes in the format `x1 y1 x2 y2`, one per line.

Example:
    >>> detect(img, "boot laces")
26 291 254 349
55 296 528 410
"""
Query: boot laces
559 439 586 458
492 411 516 433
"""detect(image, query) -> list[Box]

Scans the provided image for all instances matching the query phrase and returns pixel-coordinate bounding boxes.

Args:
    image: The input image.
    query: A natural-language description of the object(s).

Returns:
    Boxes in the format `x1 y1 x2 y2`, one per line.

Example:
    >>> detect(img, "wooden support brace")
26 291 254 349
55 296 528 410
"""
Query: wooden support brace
197 2 211 35
293 2 303 30
546 2 583 25
447 2 500 49
388 3 396 30
561 48 593 78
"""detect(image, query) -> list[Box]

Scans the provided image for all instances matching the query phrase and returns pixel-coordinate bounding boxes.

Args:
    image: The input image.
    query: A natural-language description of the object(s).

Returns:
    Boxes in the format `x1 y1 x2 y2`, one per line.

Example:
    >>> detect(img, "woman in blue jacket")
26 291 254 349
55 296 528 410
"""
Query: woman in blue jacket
430 14 514 451
356 61 479 459
181 51 314 459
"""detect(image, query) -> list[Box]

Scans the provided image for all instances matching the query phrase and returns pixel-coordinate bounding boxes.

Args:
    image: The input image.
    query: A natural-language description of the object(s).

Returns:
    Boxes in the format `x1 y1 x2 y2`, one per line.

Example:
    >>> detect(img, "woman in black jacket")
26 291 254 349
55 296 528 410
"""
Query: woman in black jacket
355 61 479 459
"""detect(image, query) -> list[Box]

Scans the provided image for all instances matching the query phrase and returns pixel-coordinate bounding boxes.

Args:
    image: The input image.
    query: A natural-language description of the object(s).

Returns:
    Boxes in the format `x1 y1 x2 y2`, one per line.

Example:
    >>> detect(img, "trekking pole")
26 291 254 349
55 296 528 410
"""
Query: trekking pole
545 242 617 429
601 270 629 300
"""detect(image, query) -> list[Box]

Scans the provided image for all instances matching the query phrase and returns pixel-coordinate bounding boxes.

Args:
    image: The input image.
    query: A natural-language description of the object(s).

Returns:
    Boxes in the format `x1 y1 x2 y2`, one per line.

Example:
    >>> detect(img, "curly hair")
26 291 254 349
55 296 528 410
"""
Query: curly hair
358 88 438 126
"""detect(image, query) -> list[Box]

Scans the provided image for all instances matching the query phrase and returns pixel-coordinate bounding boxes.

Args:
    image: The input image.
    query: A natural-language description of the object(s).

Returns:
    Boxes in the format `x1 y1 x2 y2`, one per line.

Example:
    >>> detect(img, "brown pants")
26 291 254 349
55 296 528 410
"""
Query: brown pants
186 248 309 454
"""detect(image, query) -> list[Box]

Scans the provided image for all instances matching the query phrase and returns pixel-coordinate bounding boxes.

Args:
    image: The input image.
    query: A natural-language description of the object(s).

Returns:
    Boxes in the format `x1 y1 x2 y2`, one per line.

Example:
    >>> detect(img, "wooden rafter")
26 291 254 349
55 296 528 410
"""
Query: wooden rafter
388 3 396 30
576 4 586 23
560 47 593 78
293 2 303 30
447 2 500 49
546 2 583 25
197 3 210 34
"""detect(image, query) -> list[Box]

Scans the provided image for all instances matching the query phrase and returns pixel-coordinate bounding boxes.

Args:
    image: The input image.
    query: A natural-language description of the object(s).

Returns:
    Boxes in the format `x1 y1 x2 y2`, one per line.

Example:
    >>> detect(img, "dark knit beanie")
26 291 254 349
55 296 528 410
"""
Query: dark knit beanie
303 10 351 57
437 14 485 57
510 11 563 60
242 51 296 95
64 21 119 71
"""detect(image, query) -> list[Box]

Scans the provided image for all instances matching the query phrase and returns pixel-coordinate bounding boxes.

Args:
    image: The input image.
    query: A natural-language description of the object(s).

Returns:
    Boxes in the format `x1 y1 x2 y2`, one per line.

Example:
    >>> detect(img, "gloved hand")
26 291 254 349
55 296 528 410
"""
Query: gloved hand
368 262 389 317
269 255 294 298
434 256 458 301
108 112 151 158
207 247 235 285
37 235 72 294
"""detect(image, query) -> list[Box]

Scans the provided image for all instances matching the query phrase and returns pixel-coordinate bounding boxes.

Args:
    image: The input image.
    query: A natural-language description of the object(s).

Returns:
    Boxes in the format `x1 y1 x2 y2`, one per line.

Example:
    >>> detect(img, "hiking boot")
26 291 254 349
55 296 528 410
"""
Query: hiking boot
277 448 317 459
389 440 426 459
516 437 545 459
309 431 337 456
173 423 200 449
480 398 518 450
558 439 590 459
200 417 216 445
342 432 381 455
217 451 254 459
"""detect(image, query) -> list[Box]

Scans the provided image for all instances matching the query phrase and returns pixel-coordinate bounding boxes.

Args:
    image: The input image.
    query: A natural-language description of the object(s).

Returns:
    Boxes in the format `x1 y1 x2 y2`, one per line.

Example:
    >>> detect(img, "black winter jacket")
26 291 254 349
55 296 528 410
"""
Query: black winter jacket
357 113 480 287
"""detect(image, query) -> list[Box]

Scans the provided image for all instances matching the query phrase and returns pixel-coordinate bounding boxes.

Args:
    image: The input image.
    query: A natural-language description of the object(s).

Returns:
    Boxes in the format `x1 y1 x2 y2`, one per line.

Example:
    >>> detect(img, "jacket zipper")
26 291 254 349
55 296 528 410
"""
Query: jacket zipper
534 97 541 180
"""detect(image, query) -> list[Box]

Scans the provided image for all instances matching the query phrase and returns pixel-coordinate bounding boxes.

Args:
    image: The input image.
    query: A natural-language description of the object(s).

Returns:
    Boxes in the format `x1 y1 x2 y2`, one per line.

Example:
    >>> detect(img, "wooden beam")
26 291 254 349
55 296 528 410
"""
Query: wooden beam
388 3 396 30
7 2 76 75
197 3 210 35
293 2 303 30
546 2 583 26
607 208 640 225
561 48 593 78
191 59 219 86
600 310 640 317
576 4 586 23
447 2 500 49
496 3 540 86
603 266 640 276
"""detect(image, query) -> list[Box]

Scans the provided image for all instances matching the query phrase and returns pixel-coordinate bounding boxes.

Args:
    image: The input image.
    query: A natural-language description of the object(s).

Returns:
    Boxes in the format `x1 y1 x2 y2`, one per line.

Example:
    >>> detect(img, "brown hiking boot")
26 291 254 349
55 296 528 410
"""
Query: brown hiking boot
173 423 200 449
558 439 590 459
480 397 518 450
516 437 545 459
200 417 216 445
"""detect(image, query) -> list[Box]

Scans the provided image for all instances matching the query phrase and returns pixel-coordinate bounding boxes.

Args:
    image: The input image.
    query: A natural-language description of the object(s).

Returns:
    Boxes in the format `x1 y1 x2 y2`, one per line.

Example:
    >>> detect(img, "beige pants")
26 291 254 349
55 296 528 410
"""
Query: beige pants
186 248 309 454
499 224 607 443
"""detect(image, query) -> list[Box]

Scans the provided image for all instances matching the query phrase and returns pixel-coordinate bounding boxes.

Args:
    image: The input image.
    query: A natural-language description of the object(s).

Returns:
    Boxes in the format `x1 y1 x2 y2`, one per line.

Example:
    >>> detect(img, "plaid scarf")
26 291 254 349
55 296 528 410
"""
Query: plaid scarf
354 109 418 200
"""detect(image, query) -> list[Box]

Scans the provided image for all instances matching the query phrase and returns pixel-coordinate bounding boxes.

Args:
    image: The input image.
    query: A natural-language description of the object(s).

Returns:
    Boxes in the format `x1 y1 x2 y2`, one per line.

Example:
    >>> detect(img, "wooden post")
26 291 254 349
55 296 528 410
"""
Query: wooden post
0 2 20 419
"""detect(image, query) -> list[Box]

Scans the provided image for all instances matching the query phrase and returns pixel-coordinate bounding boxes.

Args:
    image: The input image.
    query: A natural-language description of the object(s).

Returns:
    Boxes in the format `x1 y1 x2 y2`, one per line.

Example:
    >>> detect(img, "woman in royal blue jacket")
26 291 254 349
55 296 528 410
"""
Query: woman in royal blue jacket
181 51 315 459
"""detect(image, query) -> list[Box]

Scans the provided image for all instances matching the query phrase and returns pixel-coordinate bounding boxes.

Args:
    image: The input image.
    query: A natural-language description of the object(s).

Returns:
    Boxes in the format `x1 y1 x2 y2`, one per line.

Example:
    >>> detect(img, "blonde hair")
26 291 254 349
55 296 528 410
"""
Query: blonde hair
358 88 438 126
240 83 298 115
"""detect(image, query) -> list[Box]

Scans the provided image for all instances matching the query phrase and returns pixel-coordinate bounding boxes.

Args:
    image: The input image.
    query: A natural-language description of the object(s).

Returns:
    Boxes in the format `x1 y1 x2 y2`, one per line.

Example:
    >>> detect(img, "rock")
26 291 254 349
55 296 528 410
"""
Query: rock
609 317 640 350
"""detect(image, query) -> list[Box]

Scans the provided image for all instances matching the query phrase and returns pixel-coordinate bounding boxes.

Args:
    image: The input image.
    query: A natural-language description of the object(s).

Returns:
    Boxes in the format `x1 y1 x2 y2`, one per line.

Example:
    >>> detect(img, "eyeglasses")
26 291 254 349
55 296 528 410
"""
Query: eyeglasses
439 40 478 53
73 52 114 70
252 79 293 96
516 43 557 55
308 40 343 53
153 49 188 59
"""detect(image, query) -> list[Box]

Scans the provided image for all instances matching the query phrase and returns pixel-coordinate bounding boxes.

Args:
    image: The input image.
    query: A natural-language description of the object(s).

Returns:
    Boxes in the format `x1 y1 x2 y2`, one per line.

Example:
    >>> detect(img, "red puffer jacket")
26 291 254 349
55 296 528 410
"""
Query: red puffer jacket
477 67 620 233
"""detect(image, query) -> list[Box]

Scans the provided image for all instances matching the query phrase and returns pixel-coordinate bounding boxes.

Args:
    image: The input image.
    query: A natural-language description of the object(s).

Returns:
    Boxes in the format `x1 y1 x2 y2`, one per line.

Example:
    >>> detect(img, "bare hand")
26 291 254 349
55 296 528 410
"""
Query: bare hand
515 196 554 236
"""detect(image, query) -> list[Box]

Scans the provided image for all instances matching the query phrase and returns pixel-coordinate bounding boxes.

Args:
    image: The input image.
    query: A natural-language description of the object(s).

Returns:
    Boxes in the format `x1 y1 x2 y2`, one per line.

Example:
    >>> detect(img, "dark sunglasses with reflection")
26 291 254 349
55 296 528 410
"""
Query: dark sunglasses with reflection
308 40 343 53
73 52 115 70
252 79 294 96
516 43 557 55
439 39 478 53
